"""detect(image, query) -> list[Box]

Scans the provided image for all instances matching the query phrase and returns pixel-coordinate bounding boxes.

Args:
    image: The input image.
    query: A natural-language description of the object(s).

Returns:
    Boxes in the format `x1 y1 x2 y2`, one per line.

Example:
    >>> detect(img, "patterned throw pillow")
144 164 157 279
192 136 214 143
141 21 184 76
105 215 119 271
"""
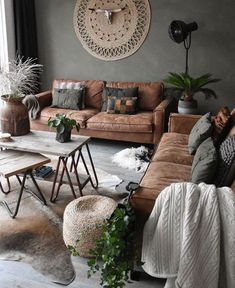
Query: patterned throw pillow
51 88 84 110
107 96 137 115
212 106 231 146
191 137 218 184
188 112 213 155
102 87 138 112
214 135 235 187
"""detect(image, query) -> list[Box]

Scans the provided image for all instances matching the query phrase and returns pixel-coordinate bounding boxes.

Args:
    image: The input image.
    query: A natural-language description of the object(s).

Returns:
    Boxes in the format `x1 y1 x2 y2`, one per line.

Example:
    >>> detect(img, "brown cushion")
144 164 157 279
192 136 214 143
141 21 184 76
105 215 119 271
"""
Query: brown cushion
212 106 231 146
131 161 191 215
106 81 163 111
151 133 193 165
140 161 191 189
87 112 153 133
40 107 99 128
52 79 105 110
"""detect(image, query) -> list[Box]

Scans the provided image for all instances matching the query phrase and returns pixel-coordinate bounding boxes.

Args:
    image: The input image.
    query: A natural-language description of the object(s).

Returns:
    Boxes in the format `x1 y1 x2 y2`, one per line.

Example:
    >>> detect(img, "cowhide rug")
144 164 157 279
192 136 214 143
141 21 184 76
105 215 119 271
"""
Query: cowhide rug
112 146 152 173
0 166 123 285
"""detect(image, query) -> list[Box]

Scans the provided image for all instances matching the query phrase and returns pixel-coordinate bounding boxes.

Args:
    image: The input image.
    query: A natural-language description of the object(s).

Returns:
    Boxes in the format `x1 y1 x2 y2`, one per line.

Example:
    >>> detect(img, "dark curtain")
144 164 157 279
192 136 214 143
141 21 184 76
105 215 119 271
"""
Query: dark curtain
13 0 38 61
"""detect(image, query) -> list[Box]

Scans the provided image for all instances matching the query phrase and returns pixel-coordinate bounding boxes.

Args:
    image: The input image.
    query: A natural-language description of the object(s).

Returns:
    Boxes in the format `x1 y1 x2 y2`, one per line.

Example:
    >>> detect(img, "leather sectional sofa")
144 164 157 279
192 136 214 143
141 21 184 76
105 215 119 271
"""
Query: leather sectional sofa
30 79 177 144
131 113 235 217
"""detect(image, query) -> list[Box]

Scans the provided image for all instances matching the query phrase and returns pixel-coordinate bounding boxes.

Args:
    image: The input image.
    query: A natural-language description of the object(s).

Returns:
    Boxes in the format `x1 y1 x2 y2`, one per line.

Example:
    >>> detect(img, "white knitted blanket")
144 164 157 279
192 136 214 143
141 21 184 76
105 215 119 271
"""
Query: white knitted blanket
142 182 235 288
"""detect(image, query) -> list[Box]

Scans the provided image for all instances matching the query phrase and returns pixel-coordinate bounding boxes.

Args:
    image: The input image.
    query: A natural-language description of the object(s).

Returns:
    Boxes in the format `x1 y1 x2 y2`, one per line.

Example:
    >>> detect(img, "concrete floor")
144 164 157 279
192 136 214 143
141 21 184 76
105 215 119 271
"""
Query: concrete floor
0 139 166 288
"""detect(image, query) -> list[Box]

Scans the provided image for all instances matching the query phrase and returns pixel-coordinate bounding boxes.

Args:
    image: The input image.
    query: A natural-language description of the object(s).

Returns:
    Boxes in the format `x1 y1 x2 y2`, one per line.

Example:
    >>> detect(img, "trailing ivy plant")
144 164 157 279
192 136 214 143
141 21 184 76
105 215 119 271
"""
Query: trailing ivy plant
87 201 136 288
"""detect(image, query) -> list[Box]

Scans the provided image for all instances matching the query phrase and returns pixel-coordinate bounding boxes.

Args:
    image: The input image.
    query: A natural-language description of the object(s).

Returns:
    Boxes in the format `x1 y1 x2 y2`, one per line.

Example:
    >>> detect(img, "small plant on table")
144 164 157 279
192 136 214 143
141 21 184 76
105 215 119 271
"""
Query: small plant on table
48 114 80 143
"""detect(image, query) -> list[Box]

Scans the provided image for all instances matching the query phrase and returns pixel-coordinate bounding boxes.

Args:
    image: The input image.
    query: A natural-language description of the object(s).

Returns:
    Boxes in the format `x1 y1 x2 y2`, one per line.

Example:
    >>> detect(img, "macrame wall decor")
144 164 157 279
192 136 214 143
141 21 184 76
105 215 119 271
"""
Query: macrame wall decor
73 0 151 61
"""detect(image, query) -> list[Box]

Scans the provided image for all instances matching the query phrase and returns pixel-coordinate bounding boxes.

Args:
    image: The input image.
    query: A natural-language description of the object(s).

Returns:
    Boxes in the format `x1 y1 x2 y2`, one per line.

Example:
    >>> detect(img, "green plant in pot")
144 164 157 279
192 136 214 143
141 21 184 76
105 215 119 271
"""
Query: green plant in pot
0 57 43 136
48 114 80 143
164 72 220 114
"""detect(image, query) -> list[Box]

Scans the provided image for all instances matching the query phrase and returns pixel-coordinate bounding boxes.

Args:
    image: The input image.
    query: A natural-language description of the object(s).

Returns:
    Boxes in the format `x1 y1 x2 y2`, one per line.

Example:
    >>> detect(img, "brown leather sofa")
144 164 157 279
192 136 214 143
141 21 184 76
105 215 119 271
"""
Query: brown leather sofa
30 79 177 144
131 113 235 217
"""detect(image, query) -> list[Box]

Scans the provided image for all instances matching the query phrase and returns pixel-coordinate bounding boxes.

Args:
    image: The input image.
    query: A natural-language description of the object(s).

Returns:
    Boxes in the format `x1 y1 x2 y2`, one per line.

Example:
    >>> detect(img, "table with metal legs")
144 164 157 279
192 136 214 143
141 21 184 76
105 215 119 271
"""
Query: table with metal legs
0 150 50 218
50 142 98 202
0 131 98 203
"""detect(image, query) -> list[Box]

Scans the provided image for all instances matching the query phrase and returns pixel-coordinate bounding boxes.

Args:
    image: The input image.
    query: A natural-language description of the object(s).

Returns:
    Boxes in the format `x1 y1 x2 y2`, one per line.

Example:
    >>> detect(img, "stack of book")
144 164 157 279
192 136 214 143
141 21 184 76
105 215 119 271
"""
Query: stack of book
33 166 54 179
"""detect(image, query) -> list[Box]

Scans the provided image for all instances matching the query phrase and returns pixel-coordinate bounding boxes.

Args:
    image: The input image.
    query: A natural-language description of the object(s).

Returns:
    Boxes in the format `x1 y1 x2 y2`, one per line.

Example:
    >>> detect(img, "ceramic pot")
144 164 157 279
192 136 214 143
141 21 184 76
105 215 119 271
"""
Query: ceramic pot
178 99 198 114
56 130 71 143
0 95 30 136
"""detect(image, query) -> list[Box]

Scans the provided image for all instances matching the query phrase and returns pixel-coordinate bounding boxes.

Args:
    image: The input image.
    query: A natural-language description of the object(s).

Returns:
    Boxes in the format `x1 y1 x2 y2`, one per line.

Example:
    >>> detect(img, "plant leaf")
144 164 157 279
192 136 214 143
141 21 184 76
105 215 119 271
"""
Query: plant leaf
56 124 65 134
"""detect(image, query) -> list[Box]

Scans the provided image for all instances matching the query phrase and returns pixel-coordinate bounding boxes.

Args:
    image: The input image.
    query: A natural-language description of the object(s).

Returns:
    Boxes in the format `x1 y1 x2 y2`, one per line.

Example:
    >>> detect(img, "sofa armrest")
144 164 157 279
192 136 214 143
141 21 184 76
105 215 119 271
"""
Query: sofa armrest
153 97 178 144
35 90 52 110
168 113 201 135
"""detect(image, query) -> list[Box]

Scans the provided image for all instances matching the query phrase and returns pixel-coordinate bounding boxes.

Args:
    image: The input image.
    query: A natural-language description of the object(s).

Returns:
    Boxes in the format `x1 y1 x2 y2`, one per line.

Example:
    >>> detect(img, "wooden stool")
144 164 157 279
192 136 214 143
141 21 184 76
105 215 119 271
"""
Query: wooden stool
0 150 50 218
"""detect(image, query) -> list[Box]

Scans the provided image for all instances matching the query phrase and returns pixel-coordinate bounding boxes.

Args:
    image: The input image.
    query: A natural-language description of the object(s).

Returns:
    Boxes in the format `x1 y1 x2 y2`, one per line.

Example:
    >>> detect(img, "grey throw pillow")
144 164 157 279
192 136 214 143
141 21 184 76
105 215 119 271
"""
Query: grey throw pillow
102 87 138 112
191 137 217 184
51 88 84 110
214 135 235 187
188 112 213 155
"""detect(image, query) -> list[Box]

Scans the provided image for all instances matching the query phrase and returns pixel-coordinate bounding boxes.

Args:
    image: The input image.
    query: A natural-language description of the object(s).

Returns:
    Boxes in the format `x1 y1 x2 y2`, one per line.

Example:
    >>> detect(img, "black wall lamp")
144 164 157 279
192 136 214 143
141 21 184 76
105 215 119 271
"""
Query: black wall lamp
168 20 198 74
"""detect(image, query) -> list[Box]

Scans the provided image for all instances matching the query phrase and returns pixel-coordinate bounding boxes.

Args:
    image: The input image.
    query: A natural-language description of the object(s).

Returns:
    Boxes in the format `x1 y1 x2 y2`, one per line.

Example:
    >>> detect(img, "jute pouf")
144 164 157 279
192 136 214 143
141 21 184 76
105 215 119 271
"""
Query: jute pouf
63 195 117 258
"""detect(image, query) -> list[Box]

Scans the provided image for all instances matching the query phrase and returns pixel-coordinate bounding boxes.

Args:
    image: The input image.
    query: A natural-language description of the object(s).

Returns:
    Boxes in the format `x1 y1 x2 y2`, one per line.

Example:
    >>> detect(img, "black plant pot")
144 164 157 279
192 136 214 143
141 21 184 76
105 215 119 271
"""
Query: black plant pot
56 130 71 143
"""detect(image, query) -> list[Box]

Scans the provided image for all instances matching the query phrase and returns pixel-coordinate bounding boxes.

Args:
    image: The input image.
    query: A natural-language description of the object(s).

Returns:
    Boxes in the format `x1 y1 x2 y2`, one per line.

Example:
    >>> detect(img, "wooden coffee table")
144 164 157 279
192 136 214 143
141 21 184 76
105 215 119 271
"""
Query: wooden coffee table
0 131 98 202
0 150 50 218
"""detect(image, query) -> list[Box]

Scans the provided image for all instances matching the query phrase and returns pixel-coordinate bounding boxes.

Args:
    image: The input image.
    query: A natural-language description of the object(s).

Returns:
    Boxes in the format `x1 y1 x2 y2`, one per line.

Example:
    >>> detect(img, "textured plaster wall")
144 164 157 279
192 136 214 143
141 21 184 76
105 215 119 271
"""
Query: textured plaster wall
35 0 235 113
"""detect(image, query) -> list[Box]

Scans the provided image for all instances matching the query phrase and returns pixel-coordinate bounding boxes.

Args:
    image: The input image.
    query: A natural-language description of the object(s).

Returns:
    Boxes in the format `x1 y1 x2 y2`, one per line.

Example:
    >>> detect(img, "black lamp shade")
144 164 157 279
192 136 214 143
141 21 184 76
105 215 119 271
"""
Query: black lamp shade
169 20 198 43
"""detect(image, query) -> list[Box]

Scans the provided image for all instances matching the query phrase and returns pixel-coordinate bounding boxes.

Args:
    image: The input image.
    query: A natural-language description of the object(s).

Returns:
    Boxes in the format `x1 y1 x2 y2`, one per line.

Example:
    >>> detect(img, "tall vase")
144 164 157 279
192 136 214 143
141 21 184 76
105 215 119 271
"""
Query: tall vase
0 95 30 136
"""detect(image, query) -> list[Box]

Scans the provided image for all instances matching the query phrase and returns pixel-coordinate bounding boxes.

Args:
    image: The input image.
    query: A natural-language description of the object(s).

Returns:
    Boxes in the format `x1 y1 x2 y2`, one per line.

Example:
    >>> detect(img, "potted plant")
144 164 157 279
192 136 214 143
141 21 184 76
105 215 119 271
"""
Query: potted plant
0 57 43 135
48 114 80 143
85 201 136 288
164 72 220 114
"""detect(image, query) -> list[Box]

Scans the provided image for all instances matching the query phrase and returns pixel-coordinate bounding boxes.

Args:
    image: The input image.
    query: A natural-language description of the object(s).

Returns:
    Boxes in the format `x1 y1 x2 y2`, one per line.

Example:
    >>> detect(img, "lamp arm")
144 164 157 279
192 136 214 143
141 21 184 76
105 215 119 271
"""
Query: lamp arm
184 32 192 75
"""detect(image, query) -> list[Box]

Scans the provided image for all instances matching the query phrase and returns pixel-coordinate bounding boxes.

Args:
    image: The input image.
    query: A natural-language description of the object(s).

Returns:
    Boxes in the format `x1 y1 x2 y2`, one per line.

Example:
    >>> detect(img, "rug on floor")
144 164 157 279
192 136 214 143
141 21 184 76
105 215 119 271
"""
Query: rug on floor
112 146 152 173
0 167 123 285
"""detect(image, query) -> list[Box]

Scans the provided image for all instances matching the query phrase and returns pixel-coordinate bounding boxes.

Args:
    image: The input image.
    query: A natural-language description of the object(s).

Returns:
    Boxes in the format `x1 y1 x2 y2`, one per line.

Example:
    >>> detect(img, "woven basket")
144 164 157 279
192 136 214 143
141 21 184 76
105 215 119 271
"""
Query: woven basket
63 195 117 258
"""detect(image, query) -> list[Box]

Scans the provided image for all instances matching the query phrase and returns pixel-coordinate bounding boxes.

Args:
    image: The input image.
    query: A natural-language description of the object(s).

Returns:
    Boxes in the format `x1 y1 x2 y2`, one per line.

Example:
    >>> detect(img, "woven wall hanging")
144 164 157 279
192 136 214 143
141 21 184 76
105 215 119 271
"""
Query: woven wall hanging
73 0 151 61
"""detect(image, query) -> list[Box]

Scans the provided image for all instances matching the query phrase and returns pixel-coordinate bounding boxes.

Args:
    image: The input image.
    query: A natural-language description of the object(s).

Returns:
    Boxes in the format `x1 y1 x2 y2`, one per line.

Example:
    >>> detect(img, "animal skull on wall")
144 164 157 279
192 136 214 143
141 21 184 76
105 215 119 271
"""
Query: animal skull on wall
89 8 125 24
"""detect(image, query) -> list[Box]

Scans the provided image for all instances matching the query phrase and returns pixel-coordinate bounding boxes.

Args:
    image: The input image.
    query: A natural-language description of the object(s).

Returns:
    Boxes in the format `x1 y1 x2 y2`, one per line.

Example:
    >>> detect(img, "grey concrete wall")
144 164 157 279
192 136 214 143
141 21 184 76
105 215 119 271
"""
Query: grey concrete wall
35 0 235 114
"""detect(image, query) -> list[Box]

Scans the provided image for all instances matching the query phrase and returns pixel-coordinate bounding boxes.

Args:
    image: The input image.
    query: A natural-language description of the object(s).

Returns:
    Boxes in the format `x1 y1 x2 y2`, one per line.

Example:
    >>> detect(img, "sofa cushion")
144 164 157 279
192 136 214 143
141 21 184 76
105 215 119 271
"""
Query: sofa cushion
140 161 191 189
212 106 231 146
107 96 138 115
188 112 213 155
102 87 138 112
152 133 193 166
52 79 105 110
215 135 235 187
191 137 218 184
86 112 153 133
106 81 163 111
40 107 99 128
51 89 84 110
131 161 191 214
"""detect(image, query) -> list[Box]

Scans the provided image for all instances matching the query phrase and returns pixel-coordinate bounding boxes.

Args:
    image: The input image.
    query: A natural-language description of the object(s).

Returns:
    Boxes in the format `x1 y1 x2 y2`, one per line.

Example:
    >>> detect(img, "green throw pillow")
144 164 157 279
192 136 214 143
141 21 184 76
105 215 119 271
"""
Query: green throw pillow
188 112 213 155
191 137 218 184
102 87 138 112
51 88 84 110
107 96 137 115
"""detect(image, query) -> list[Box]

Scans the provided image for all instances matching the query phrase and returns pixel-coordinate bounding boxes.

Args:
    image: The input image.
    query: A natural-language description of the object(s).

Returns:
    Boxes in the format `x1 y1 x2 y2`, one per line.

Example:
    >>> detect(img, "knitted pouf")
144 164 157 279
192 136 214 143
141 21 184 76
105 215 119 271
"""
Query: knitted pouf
63 195 117 258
